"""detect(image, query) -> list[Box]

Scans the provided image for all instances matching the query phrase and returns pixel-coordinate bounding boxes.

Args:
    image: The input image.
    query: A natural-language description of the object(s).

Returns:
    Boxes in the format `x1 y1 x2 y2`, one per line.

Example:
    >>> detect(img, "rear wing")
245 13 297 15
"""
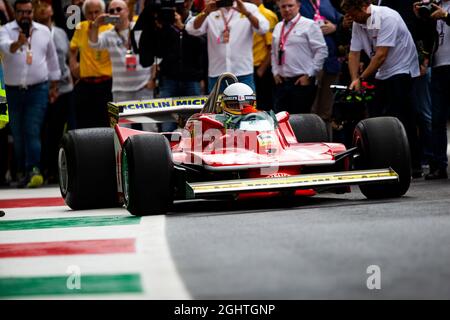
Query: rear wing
108 95 208 126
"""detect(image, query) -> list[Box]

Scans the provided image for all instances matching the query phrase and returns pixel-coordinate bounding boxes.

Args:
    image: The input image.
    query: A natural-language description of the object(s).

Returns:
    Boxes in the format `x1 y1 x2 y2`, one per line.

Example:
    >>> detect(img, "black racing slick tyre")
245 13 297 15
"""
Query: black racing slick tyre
353 117 411 199
58 128 119 210
121 134 174 216
288 114 329 143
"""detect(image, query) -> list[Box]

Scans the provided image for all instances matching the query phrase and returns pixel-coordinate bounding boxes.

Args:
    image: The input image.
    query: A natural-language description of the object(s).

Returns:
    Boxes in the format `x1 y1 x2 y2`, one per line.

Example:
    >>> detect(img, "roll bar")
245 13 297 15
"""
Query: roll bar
201 72 239 114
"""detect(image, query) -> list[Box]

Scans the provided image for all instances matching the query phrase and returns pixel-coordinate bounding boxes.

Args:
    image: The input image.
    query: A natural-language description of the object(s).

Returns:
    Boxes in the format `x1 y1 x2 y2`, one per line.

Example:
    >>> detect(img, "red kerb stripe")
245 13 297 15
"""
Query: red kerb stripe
0 197 65 208
0 238 136 258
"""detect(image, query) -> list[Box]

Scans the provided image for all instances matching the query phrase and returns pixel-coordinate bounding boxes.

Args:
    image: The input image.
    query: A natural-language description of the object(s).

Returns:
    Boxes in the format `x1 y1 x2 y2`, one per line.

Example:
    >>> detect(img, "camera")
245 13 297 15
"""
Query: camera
18 20 31 37
155 0 185 25
417 0 441 19
131 0 186 67
216 0 234 8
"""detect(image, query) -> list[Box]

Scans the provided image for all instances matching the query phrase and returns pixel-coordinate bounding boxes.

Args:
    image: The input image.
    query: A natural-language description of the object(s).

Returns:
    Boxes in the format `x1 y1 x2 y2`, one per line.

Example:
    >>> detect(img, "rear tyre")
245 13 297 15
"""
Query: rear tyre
58 128 119 209
353 117 411 199
122 134 173 216
288 114 329 142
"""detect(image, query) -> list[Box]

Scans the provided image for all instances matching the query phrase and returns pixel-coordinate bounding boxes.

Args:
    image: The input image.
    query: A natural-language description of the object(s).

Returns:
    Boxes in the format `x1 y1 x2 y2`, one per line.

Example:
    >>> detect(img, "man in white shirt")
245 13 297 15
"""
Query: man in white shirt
0 0 61 188
271 0 328 114
186 0 269 92
343 0 422 177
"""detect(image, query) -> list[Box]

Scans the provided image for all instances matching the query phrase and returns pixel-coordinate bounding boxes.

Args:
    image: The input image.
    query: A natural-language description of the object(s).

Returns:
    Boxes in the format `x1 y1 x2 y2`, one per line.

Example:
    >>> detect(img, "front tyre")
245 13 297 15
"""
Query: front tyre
122 134 174 216
353 117 411 199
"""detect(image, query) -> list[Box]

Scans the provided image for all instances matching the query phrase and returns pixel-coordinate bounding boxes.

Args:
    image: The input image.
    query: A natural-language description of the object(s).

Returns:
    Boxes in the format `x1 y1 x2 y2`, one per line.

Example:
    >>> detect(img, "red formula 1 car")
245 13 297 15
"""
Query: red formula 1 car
58 73 411 216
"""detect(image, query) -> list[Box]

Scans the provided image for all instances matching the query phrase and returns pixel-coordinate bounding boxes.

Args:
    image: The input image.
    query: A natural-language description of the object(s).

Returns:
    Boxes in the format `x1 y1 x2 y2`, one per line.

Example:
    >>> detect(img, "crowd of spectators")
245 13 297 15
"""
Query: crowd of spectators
0 0 449 188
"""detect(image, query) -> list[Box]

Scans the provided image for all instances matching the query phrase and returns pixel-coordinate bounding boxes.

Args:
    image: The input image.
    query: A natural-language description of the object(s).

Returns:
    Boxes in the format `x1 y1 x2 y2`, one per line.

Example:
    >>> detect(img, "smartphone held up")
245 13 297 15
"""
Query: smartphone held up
104 15 120 25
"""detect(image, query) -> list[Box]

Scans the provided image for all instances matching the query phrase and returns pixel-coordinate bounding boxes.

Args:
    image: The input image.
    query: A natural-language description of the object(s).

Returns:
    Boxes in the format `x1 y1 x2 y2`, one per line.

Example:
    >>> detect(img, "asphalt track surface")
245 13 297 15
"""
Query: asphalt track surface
170 176 450 299
1 171 449 300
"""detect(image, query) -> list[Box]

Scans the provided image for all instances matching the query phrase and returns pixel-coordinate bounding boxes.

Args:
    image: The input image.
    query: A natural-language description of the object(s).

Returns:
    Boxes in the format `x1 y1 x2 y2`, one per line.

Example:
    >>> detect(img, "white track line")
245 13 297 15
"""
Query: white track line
0 206 129 220
137 216 191 299
0 224 139 244
0 187 62 200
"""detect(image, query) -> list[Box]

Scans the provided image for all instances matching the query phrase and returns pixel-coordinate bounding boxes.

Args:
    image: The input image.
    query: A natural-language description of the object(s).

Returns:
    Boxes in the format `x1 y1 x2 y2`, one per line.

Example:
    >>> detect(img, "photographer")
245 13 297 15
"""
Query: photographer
413 1 450 179
186 0 269 92
88 0 156 103
69 0 113 129
154 0 207 131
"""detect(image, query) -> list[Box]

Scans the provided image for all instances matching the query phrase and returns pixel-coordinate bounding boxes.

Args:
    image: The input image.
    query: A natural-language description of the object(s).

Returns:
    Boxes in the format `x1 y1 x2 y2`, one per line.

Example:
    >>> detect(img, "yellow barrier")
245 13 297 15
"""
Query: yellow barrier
0 65 8 129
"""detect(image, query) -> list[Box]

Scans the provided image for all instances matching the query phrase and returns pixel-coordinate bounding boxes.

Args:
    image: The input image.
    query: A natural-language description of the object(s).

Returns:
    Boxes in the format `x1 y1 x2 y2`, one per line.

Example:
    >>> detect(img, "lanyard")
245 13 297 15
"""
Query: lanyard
310 0 325 22
310 0 321 15
27 34 32 50
115 27 131 50
25 28 33 50
220 9 234 32
279 14 301 52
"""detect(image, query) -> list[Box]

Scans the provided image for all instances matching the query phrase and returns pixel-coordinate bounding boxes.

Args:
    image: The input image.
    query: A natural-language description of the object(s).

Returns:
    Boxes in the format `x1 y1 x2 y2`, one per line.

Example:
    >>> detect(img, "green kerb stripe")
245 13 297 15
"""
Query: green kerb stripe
0 274 142 297
0 215 141 231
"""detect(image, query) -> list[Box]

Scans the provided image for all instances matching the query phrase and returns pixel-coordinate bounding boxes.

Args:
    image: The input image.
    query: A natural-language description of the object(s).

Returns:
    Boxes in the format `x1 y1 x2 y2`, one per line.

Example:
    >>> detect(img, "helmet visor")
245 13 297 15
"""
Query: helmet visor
222 95 256 114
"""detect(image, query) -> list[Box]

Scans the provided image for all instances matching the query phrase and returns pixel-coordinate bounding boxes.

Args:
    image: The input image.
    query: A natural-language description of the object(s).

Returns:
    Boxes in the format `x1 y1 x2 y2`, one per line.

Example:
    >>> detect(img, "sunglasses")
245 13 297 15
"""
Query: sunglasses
108 7 123 14
16 9 32 15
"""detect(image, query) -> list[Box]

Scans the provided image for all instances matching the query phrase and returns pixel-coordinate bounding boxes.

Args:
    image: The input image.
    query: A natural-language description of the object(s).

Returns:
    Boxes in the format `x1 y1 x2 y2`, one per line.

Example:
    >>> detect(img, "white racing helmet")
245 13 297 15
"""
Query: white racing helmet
221 83 257 115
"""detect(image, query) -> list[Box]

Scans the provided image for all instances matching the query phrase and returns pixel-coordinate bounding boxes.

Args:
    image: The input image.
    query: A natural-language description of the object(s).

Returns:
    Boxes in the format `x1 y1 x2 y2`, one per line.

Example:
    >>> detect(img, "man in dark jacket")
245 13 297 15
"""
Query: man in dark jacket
301 0 342 128
155 0 206 131
412 1 450 179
